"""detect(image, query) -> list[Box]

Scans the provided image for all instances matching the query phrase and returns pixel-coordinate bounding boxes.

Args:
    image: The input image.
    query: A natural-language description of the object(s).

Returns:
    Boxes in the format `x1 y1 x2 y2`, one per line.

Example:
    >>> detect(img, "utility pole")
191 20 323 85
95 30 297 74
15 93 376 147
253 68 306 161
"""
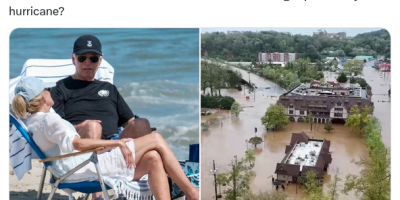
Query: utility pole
233 155 238 199
213 160 218 200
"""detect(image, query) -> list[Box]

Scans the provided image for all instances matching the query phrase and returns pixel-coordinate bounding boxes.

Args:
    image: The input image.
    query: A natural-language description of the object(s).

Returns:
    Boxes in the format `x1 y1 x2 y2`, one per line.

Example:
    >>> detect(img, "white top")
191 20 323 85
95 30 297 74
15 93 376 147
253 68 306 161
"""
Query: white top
26 112 136 183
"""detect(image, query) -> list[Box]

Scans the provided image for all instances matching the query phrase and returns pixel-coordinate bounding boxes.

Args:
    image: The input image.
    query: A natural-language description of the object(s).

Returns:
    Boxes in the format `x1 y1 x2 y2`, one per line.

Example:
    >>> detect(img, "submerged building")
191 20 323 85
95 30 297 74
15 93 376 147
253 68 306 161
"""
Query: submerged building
277 83 374 123
275 132 332 183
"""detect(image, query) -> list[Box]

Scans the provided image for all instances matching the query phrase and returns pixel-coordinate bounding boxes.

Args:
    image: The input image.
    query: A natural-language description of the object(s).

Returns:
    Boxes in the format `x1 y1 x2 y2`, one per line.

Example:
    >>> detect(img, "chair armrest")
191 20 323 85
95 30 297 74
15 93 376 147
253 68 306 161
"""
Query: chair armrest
39 147 105 163
151 127 157 132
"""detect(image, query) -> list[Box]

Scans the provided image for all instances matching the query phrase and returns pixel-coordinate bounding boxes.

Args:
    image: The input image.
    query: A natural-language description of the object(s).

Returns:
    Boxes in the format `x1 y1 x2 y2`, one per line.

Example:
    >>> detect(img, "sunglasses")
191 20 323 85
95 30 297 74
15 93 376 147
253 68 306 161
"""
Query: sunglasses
76 54 100 63
44 88 52 92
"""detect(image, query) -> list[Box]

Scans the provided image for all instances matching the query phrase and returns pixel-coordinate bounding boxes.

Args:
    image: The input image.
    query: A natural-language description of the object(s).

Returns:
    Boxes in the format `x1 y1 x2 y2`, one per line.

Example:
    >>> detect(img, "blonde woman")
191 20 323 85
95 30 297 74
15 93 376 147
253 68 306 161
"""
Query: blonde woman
12 76 199 200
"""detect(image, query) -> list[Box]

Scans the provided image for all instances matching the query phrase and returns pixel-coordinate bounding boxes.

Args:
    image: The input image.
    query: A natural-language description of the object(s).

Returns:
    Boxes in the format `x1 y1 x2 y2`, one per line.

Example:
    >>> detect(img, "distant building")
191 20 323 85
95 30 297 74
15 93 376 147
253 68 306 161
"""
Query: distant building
275 132 332 184
313 30 346 39
277 83 373 123
376 55 385 61
258 52 298 65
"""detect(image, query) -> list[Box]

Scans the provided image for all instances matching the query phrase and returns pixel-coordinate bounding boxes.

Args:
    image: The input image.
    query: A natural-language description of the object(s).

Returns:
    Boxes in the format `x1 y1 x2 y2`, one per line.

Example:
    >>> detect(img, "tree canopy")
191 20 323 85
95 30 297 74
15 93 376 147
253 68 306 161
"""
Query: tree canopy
230 102 244 117
345 106 373 135
202 29 390 62
201 60 242 96
217 152 256 199
261 104 290 131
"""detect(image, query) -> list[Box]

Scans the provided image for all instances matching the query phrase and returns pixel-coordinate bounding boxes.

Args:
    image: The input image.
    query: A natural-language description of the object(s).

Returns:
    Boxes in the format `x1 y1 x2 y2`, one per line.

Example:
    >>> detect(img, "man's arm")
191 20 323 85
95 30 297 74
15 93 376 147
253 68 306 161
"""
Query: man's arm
122 117 135 128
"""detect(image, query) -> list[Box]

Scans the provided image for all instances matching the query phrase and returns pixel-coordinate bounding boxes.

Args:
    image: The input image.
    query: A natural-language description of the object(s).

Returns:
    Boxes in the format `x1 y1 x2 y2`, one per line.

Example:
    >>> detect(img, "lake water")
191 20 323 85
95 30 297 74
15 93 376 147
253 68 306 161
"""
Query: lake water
9 28 200 160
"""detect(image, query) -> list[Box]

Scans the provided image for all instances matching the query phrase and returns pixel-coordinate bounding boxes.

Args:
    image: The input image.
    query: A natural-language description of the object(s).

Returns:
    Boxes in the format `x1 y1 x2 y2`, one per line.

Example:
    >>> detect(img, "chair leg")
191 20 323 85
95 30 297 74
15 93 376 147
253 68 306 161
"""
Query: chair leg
84 193 90 200
47 180 61 200
68 193 74 200
93 162 110 200
37 166 47 200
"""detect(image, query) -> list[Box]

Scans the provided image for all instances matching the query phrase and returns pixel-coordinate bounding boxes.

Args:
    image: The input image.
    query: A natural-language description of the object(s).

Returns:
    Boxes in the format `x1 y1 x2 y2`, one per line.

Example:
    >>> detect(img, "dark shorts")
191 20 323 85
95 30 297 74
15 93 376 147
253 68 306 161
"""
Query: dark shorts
110 128 123 140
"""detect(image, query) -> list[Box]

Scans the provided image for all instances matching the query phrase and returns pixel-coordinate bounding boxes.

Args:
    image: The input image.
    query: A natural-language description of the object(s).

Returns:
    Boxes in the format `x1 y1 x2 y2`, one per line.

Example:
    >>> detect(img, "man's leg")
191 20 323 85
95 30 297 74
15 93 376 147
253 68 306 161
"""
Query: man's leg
78 121 102 139
119 118 152 139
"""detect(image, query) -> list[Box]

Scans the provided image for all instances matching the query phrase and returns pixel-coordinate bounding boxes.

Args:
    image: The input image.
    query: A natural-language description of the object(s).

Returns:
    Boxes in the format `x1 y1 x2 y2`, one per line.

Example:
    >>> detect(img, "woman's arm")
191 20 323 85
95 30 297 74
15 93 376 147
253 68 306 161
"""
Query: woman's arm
72 137 136 169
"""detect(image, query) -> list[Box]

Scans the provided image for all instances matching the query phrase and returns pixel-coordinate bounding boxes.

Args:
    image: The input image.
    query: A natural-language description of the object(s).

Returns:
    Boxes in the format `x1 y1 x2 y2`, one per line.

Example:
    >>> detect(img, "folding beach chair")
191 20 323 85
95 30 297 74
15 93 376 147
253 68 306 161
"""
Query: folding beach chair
171 144 200 199
9 59 153 200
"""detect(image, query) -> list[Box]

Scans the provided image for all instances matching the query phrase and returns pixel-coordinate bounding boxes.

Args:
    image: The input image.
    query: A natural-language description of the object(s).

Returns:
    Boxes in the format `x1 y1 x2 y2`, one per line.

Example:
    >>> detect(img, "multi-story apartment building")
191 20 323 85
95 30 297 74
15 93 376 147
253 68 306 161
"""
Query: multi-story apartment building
258 52 298 65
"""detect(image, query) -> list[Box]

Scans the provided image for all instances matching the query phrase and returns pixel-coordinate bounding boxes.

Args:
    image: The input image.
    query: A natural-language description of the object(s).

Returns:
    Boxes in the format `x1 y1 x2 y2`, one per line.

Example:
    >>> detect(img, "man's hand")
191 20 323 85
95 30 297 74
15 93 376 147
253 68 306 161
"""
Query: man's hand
74 120 102 132
119 138 136 169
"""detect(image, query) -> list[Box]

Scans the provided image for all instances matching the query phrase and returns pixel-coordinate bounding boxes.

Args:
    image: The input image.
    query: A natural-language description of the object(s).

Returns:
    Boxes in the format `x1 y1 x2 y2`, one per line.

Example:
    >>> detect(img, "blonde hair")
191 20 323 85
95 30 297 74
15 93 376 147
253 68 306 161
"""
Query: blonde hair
12 92 44 119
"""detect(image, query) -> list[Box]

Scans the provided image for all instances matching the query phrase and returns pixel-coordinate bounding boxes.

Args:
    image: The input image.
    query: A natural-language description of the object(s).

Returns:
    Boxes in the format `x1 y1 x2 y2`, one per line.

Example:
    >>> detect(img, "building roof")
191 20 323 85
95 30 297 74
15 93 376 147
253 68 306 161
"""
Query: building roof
290 132 310 145
278 95 373 114
275 163 301 176
277 84 374 114
276 133 332 178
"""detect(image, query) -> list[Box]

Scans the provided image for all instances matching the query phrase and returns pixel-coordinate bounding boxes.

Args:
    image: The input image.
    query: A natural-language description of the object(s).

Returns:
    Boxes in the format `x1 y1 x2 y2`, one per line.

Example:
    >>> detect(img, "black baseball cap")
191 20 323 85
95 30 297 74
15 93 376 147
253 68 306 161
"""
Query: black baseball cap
73 35 102 55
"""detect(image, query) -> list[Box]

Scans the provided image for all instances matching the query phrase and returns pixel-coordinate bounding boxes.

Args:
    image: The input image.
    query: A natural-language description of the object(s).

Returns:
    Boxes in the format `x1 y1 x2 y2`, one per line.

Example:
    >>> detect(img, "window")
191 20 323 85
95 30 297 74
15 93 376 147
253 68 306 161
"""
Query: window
334 113 343 117
289 106 294 109
334 107 343 111
300 111 304 115
289 110 294 115
337 102 342 106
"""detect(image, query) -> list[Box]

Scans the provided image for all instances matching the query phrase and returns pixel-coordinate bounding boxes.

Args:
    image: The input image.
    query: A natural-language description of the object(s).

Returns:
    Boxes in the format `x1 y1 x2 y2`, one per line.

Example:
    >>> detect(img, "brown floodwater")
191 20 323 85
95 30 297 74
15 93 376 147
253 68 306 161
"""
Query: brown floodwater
201 65 390 200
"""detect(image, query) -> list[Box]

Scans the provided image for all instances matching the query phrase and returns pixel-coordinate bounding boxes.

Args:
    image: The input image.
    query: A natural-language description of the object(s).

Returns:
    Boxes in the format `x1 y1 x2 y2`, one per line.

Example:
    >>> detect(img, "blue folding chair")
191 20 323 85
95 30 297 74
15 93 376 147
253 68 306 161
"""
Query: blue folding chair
10 112 153 200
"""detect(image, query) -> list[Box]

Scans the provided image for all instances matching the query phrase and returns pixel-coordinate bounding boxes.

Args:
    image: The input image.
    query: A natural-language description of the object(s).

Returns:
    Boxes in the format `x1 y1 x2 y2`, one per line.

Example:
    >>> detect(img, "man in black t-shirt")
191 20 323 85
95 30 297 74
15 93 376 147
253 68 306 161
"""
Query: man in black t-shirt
51 35 151 140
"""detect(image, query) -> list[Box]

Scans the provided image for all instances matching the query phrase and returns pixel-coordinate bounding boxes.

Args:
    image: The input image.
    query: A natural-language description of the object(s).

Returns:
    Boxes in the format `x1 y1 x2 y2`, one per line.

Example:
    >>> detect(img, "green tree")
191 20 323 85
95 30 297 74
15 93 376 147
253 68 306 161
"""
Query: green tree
345 106 372 135
261 104 290 131
243 191 288 200
217 154 256 199
243 150 255 167
248 136 263 148
342 150 390 200
343 117 390 200
304 171 321 195
201 60 243 96
305 112 313 131
206 117 219 125
201 122 209 131
344 59 364 76
324 121 334 133
230 102 243 117
327 168 342 200
337 73 348 83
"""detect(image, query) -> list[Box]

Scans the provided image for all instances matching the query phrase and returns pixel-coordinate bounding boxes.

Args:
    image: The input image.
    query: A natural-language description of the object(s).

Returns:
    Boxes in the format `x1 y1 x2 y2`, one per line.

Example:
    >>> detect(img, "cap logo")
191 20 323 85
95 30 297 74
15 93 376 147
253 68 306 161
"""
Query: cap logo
98 90 109 97
87 40 92 47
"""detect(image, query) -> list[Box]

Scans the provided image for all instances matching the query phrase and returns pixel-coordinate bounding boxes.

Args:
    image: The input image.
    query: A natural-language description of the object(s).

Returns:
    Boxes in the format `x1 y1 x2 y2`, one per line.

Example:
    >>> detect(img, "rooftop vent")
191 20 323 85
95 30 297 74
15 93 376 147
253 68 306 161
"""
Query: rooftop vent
310 150 316 156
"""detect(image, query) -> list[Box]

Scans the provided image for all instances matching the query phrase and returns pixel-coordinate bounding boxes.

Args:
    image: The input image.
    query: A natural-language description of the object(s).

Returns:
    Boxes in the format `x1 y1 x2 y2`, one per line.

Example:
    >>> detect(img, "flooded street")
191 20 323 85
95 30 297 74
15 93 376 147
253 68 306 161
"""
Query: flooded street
201 65 390 199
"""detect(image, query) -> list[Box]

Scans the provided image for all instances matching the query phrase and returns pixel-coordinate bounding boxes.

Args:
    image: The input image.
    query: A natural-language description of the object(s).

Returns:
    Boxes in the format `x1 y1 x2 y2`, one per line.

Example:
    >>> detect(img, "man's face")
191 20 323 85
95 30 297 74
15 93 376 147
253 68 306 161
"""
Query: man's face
72 52 102 81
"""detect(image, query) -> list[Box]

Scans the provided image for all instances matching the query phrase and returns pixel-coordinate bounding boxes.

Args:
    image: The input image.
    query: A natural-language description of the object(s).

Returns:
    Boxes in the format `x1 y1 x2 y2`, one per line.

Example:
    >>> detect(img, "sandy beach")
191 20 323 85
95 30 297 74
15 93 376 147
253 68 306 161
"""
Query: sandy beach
9 160 88 200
